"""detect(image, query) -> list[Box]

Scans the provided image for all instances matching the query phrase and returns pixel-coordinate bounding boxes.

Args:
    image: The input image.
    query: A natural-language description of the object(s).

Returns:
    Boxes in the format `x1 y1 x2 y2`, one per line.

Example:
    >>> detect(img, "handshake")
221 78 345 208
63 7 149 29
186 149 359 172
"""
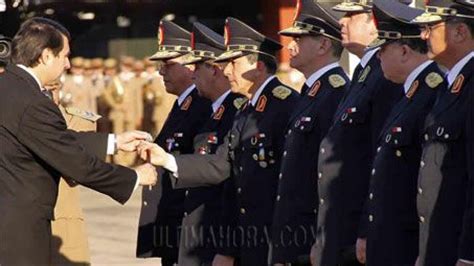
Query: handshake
116 131 171 187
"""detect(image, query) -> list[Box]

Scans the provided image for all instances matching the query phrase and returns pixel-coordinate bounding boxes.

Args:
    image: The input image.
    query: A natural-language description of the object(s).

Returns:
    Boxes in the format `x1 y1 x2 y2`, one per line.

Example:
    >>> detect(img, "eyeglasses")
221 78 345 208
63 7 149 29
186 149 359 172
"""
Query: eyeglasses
420 22 446 35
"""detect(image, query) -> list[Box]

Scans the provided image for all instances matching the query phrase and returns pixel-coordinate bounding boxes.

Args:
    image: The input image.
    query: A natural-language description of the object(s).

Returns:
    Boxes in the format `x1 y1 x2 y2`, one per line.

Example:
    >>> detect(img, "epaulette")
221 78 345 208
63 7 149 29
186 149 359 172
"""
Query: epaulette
425 72 443 89
272 85 292 100
65 107 101 122
328 74 346 88
233 97 248 110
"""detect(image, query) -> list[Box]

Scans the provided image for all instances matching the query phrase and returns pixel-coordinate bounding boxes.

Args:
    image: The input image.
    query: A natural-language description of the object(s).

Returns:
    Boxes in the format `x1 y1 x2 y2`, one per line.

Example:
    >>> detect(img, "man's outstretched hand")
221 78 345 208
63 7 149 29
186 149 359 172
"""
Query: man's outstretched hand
116 130 153 152
134 163 158 186
137 141 168 167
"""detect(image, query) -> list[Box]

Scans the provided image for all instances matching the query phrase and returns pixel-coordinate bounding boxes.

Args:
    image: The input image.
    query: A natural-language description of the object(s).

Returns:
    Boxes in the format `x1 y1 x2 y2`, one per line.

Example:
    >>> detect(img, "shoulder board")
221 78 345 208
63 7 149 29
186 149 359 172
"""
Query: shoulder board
328 74 346 88
272 85 292 100
233 97 248 110
424 72 444 89
65 107 101 122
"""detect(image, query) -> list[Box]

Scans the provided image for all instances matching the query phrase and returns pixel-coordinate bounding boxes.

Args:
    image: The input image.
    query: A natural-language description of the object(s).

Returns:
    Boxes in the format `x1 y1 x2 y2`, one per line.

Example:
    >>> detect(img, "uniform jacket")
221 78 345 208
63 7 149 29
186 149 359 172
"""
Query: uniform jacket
364 62 443 266
0 64 136 265
136 86 211 263
417 56 474 266
271 66 348 264
172 77 299 265
315 55 403 266
177 92 245 265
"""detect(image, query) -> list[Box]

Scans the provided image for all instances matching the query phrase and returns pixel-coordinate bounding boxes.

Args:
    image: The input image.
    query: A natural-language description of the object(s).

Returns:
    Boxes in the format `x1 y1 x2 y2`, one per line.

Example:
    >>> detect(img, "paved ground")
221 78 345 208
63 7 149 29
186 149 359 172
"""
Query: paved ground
80 187 161 265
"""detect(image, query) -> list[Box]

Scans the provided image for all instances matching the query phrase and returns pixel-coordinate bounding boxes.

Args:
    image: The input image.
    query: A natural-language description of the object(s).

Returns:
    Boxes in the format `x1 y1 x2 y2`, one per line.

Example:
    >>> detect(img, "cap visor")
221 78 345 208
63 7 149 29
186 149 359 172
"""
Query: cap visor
214 50 245 63
332 3 368 12
149 51 182 61
411 12 443 24
279 27 310 36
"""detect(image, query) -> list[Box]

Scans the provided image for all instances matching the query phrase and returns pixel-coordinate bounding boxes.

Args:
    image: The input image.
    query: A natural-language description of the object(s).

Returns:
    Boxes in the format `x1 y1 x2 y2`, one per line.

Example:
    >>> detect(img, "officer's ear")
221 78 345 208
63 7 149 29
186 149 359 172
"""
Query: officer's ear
39 48 54 66
318 36 333 55
451 22 472 44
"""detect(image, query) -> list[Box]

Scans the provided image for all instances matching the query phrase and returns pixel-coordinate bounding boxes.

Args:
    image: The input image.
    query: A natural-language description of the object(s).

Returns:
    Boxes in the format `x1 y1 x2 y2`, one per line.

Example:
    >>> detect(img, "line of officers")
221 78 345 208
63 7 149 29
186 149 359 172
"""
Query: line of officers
129 0 473 266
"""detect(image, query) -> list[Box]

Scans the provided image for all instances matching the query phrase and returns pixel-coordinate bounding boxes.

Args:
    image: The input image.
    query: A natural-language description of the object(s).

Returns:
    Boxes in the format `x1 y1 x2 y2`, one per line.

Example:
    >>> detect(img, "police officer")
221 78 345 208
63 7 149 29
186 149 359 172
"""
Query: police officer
171 22 246 266
411 1 474 265
137 17 300 265
136 20 211 266
271 1 348 265
310 0 404 265
357 1 445 265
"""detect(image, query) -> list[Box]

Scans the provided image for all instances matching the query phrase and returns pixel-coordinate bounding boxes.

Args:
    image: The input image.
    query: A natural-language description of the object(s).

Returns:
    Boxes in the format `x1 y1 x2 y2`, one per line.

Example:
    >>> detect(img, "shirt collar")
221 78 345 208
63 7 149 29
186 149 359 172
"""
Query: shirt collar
360 48 380 68
177 84 196 106
212 90 231 113
17 64 43 90
250 75 276 106
446 52 474 87
305 62 340 87
404 60 433 94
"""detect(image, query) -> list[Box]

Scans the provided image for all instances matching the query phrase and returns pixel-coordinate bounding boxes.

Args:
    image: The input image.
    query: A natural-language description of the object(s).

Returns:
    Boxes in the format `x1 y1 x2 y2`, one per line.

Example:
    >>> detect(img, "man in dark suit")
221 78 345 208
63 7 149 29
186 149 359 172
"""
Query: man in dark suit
170 22 246 266
356 1 445 265
136 20 212 266
0 17 157 266
310 1 404 265
271 1 348 265
411 1 474 265
138 17 300 265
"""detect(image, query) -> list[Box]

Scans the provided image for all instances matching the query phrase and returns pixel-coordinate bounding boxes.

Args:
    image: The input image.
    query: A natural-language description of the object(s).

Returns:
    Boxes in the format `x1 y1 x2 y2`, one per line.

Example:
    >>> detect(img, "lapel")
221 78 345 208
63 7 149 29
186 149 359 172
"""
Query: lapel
432 58 473 117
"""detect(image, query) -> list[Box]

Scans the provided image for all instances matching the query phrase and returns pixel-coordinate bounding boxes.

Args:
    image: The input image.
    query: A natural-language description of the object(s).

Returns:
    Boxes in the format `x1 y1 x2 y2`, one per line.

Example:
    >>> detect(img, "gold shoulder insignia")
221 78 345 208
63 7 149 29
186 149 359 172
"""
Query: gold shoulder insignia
65 107 101 122
425 72 443 89
233 97 248 110
181 95 193 111
329 74 346 88
272 86 292 100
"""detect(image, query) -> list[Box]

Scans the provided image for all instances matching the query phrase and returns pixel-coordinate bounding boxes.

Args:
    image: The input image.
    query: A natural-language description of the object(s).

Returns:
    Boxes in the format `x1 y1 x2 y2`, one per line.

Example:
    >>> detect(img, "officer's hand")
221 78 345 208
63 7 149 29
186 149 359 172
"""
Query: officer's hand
116 130 153 152
356 238 367 264
212 254 235 266
310 242 318 265
134 163 158 186
456 260 474 266
137 141 168 166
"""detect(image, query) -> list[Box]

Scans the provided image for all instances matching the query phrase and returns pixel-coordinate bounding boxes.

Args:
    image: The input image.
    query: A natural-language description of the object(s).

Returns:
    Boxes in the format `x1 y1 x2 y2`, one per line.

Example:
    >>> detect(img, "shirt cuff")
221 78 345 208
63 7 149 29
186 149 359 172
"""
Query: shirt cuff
107 134 116 155
460 259 474 264
133 170 140 191
163 153 178 177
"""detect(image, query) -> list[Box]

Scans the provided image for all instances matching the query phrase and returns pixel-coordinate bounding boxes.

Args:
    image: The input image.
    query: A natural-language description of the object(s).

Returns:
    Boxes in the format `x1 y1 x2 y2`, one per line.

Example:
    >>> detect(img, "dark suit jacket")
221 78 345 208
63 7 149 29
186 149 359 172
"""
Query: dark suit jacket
177 92 245 265
315 55 403 266
364 62 442 266
0 65 137 265
417 57 474 266
172 77 299 265
136 86 211 262
271 66 348 264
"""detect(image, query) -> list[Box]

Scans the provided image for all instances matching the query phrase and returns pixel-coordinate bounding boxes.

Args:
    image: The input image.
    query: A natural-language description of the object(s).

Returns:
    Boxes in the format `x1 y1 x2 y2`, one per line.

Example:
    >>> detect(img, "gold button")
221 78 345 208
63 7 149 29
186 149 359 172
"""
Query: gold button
424 134 429 141
320 198 325 205
143 201 148 206
239 166 243 171
371 168 376 176
396 150 402 157
444 134 450 139
369 215 373 222
185 190 189 196
288 129 292 134
184 212 188 217
377 146 381 153
318 172 322 179
283 151 287 157
276 195 281 201
279 173 283 180
418 187 423 195
252 154 258 161
420 161 425 168
419 216 425 223
369 193 373 200
240 208 246 214
237 187 242 194
320 148 325 154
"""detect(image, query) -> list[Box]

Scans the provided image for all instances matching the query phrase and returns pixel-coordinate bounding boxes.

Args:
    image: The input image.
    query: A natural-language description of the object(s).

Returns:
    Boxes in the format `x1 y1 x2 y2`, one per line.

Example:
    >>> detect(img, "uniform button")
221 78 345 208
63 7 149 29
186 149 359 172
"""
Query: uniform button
242 147 245 151
276 195 281 201
371 168 376 176
377 146 381 153
184 212 188 217
418 187 423 195
143 201 148 206
369 215 374 222
420 161 425 168
313 209 317 214
279 173 283 180
419 216 425 223
185 190 189 196
288 129 292 134
237 187 242 194
319 198 325 205
444 134 450 139
239 166 243 171
283 151 287 157
231 134 235 139
320 148 325 154
424 134 429 141
318 172 322 179
252 154 258 161
240 208 246 214
369 193 374 200
396 150 402 157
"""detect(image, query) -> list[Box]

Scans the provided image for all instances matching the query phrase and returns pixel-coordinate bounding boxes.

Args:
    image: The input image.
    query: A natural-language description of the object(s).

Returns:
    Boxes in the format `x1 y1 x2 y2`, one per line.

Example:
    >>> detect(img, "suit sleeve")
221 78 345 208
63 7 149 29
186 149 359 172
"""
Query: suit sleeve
69 130 108 160
459 86 474 261
17 98 137 204
173 132 232 188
